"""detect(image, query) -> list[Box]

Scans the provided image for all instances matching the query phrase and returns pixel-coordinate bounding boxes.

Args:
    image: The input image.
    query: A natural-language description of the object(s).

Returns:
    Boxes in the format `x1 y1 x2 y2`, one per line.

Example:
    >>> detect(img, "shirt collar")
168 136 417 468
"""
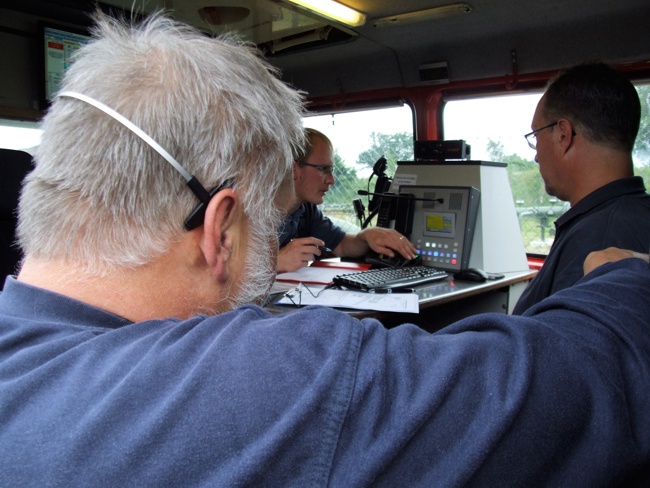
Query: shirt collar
0 277 132 330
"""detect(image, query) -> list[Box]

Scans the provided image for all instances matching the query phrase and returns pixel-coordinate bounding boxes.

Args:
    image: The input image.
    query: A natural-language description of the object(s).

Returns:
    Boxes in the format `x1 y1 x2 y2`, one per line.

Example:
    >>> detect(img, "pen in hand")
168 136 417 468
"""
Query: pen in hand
316 245 331 253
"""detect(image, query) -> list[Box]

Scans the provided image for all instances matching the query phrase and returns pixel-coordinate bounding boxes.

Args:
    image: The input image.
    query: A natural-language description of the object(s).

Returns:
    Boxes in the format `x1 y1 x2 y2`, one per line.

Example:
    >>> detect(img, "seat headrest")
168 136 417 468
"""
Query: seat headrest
0 149 34 215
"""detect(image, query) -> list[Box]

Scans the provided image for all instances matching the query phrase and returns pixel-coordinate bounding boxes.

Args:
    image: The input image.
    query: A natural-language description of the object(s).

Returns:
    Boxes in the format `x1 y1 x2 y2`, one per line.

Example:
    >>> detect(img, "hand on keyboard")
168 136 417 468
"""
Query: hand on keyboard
365 252 423 268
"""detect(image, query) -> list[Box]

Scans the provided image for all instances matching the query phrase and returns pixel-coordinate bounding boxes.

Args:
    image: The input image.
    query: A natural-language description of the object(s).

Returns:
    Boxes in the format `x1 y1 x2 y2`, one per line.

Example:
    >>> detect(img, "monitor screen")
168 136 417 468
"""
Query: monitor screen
424 212 456 238
40 23 91 108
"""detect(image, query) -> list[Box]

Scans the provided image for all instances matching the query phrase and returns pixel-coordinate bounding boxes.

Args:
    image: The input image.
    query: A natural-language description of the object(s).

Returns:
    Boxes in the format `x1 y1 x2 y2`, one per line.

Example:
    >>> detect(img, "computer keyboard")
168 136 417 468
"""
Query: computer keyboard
333 265 448 291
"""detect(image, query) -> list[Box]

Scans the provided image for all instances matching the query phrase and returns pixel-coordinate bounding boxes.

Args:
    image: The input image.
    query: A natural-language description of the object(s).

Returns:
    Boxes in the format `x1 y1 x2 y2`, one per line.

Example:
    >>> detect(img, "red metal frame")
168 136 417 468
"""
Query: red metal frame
306 60 650 139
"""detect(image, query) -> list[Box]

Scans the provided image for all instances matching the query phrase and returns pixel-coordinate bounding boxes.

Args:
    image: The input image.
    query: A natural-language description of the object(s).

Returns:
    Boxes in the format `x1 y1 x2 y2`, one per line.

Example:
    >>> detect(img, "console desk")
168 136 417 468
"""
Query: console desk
269 269 537 334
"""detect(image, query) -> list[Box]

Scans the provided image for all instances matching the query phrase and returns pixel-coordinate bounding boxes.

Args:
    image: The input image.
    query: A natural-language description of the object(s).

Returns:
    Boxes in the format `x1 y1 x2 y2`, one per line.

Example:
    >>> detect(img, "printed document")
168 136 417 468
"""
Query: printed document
276 284 419 313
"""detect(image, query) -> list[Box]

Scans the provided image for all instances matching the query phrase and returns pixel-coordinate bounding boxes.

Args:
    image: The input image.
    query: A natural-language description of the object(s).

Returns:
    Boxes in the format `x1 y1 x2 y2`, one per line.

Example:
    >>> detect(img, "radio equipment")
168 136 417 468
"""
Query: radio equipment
414 140 471 161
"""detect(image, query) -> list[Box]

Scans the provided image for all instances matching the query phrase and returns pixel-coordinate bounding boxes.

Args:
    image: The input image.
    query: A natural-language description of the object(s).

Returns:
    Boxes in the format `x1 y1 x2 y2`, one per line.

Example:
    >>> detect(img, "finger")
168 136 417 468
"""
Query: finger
396 236 417 253
301 237 324 246
397 248 415 259
373 244 396 258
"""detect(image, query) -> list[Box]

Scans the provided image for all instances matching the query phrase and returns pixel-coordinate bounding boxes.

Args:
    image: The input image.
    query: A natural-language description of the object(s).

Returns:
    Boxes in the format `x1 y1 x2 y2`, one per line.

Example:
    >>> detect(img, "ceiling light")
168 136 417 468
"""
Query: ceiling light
271 26 332 54
285 0 366 27
373 3 473 28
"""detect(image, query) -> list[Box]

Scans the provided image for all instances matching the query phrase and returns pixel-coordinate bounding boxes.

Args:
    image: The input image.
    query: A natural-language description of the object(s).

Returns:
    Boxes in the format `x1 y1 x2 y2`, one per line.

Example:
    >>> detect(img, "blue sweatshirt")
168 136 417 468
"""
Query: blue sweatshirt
1 259 649 486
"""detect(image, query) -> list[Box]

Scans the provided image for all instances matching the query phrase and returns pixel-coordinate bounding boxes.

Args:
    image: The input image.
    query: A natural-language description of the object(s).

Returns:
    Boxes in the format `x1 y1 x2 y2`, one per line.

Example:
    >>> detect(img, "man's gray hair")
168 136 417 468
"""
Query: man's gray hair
18 13 305 278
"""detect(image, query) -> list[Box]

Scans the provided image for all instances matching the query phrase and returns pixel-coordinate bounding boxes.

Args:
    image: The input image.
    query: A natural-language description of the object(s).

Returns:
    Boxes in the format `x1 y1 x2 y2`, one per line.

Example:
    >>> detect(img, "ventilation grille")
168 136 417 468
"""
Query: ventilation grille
449 192 464 210
423 192 437 209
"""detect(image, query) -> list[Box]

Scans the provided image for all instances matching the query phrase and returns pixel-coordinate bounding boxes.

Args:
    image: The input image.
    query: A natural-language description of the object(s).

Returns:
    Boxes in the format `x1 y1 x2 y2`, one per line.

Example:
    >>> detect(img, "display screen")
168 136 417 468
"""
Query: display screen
41 24 91 106
423 212 456 238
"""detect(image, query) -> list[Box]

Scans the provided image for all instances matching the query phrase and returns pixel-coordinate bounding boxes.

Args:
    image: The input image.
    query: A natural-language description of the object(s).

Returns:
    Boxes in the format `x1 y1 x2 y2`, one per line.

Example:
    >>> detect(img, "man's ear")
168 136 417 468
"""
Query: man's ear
201 188 240 279
293 160 301 182
557 118 576 155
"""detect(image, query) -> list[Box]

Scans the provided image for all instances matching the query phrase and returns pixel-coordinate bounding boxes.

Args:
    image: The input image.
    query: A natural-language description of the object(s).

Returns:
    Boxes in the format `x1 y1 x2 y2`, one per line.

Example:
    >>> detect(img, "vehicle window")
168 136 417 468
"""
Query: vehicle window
443 85 650 256
304 105 414 233
0 119 42 154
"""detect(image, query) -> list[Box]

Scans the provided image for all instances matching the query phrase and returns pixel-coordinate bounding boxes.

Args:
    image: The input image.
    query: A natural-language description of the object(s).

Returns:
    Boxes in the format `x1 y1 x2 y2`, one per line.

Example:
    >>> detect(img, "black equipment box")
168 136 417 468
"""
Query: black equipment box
414 140 471 161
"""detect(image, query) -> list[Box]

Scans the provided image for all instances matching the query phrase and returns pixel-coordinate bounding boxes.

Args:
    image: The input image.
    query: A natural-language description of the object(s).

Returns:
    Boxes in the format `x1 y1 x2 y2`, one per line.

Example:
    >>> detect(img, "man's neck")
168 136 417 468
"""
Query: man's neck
288 199 306 215
16 240 225 322
567 148 634 206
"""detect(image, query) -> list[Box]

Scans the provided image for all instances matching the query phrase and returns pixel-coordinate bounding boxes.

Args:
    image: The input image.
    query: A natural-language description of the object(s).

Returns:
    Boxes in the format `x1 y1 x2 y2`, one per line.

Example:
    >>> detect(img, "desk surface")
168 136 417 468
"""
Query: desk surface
416 270 537 309
268 269 537 331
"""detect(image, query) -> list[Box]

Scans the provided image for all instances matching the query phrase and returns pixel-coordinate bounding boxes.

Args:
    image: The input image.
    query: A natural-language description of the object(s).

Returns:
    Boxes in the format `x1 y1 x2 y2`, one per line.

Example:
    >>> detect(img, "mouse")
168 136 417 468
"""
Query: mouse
453 267 489 282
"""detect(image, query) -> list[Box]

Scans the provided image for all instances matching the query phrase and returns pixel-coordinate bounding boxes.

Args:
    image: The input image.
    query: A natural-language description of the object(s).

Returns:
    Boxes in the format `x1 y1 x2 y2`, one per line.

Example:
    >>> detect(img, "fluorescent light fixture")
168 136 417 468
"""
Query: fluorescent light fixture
373 3 473 28
285 0 366 27
271 27 332 54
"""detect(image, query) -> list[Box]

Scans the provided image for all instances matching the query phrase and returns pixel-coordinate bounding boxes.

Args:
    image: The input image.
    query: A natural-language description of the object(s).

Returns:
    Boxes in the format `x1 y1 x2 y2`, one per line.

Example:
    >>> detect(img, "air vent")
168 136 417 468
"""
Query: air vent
449 192 463 211
423 192 438 209
419 62 449 85
261 25 356 57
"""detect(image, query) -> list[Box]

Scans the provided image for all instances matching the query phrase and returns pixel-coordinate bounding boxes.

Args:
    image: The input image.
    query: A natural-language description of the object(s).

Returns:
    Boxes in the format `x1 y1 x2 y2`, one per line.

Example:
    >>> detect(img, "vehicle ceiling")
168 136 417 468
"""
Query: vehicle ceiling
4 0 650 98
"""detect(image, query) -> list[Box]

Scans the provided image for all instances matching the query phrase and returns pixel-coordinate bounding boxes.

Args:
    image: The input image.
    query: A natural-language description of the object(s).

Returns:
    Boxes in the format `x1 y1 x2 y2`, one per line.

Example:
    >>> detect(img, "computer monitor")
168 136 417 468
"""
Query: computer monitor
39 22 91 109
399 185 480 271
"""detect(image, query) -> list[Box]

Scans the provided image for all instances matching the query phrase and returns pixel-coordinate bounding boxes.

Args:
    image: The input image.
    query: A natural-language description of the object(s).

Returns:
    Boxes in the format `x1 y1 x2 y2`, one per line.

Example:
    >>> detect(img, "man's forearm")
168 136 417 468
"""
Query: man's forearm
334 233 368 258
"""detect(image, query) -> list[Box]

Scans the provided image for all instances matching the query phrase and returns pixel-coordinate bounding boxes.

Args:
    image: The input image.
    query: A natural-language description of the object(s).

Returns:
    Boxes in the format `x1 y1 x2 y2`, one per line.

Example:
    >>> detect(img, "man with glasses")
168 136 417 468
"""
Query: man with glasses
513 61 650 314
277 128 417 272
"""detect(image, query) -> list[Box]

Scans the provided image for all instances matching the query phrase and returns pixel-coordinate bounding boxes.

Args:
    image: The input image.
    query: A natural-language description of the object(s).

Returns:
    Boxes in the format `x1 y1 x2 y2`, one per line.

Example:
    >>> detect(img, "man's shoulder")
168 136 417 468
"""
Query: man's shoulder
301 202 326 219
589 177 650 210
561 179 650 230
169 306 369 364
572 188 650 230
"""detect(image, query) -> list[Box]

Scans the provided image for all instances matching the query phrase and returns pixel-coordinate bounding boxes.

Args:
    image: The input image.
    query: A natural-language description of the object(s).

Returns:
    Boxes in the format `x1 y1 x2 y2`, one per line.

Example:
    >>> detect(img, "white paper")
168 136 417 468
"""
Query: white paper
275 266 363 285
392 173 418 191
276 284 419 313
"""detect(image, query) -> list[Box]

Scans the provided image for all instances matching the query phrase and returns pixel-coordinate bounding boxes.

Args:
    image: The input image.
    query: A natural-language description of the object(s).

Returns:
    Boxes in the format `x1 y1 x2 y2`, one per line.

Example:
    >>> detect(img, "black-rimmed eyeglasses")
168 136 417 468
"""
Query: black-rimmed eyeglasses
298 161 335 176
524 121 557 150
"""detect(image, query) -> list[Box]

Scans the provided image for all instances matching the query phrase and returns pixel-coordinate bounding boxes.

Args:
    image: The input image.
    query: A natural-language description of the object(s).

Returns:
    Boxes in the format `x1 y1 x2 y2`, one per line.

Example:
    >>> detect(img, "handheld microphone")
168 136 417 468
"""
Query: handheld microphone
352 198 365 223
371 156 387 176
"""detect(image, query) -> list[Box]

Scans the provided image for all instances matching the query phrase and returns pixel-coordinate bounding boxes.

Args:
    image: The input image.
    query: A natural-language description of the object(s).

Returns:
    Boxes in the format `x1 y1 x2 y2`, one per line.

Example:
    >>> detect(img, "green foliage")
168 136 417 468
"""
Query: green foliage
323 133 414 229
486 141 543 207
333 150 358 181
634 84 650 157
633 85 650 188
357 132 414 175
325 150 363 207
486 139 505 162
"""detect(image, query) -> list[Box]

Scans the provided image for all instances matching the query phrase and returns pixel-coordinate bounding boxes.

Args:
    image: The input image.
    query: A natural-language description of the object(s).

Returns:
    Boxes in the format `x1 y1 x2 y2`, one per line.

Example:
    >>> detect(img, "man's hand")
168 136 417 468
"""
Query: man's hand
277 237 326 273
583 247 650 275
363 227 418 260
336 227 418 260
